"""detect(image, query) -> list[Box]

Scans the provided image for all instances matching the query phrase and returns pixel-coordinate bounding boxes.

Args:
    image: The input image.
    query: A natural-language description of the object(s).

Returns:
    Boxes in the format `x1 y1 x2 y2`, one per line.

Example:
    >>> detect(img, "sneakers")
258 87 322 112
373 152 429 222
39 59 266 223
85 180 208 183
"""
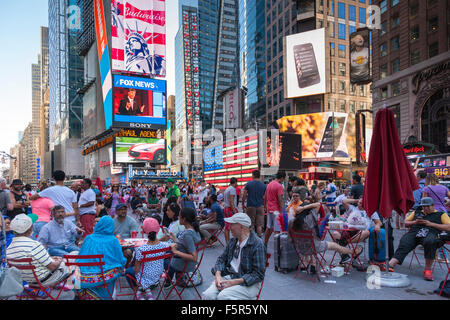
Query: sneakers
137 289 155 300
423 269 434 281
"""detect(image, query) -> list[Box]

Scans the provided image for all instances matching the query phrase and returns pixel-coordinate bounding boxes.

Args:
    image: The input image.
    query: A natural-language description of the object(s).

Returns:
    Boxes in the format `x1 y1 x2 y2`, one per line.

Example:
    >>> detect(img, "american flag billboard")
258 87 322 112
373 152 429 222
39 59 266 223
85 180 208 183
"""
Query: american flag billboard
203 134 259 189
111 0 166 77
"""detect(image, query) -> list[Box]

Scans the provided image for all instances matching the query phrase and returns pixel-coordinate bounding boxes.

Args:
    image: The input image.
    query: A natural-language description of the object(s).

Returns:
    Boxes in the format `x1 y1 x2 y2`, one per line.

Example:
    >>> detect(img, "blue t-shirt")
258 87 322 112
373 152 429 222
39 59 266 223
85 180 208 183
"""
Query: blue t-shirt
210 202 225 227
244 180 267 208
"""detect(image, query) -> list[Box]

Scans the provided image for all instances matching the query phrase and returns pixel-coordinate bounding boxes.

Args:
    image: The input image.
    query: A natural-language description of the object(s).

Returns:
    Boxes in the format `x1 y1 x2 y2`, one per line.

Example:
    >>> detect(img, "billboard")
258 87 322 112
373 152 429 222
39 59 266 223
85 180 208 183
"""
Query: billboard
223 88 240 129
203 134 259 188
263 133 302 171
284 28 326 98
277 112 356 161
94 0 113 129
111 0 166 77
350 28 371 84
114 136 166 164
113 74 166 129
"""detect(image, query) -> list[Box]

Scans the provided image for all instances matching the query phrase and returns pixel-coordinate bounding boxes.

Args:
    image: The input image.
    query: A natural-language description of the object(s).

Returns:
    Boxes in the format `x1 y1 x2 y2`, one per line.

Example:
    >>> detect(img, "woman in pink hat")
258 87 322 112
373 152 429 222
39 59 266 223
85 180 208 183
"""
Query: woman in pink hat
124 217 169 300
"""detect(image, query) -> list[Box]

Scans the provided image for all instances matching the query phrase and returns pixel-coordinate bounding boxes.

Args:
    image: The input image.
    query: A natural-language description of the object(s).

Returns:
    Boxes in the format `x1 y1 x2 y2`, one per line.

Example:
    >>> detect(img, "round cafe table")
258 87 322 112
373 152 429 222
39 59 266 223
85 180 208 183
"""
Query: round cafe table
119 238 148 249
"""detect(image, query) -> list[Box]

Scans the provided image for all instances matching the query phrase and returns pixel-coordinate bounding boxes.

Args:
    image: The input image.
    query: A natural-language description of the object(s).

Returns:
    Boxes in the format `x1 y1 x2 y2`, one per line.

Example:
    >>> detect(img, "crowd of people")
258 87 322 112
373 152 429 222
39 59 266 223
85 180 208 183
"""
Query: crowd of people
0 168 449 300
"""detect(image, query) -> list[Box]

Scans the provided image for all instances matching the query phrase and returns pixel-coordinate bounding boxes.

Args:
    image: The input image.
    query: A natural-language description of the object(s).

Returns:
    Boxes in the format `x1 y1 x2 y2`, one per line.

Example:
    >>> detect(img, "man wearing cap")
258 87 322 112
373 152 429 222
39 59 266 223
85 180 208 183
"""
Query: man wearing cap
113 203 139 239
6 214 71 286
202 212 266 300
37 205 83 257
7 179 30 220
388 197 450 281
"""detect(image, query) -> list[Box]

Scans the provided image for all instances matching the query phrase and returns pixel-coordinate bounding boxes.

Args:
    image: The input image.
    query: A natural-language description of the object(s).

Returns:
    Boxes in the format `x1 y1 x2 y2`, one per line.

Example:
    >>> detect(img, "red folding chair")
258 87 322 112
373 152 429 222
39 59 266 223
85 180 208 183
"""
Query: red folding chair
118 246 173 300
63 254 115 300
432 241 449 272
177 239 208 299
7 258 70 300
289 230 328 283
207 226 225 247
408 248 422 269
256 253 271 300
437 242 450 297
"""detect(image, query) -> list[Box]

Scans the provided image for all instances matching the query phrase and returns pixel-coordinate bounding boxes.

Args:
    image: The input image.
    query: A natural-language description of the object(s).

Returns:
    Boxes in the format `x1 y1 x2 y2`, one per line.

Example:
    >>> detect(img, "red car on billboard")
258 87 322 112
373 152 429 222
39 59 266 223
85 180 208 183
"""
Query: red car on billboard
128 139 165 163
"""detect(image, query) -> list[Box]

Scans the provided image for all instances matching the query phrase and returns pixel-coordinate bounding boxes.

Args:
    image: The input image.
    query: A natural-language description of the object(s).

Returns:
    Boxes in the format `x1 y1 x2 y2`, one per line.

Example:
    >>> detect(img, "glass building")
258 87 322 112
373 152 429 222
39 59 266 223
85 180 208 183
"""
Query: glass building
49 0 84 147
239 0 266 128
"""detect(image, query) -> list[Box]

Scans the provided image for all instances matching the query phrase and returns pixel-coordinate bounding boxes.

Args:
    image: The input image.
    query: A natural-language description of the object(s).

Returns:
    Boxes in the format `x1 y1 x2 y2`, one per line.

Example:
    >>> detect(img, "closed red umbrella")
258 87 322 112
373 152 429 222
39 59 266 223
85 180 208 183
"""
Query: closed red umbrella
363 108 419 219
95 177 103 195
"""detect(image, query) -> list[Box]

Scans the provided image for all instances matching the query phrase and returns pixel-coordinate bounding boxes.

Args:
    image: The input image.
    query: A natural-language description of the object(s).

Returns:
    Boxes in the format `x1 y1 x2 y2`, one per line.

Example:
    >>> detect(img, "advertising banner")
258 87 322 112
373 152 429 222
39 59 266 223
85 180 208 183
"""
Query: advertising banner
223 88 240 129
114 136 166 164
350 28 371 84
277 112 356 161
284 28 326 98
111 0 166 77
263 133 302 170
113 74 166 129
94 0 113 129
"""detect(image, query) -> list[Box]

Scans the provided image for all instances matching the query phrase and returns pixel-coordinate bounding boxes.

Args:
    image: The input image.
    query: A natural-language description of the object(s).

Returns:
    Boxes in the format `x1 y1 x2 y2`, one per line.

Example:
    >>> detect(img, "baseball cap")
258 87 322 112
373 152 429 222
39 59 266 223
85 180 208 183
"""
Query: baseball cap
10 214 33 234
224 212 251 228
143 218 160 234
27 213 39 224
116 203 127 210
420 197 434 207
11 179 23 186
217 194 224 201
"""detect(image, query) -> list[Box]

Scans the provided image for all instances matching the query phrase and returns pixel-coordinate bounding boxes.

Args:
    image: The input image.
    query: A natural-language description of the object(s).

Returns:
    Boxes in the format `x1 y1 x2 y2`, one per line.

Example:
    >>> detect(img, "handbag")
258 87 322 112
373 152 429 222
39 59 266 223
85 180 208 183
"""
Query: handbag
179 267 203 287
0 267 24 299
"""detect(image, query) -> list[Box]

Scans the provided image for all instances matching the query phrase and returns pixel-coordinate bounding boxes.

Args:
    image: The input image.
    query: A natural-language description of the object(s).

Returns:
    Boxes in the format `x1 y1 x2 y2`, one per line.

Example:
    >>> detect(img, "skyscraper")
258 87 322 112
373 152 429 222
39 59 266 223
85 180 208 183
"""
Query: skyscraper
49 0 84 175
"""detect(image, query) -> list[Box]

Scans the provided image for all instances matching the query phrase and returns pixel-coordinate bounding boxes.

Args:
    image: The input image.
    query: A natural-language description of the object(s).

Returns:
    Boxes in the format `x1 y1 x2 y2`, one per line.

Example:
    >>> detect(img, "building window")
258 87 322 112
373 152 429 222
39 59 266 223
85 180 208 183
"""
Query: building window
391 36 400 51
273 110 278 121
349 5 356 21
410 50 420 65
339 81 346 94
279 106 284 118
331 80 336 93
339 99 346 111
392 0 399 7
338 44 346 58
410 25 419 42
350 83 356 95
330 61 335 75
380 42 387 56
349 25 356 36
329 22 335 38
339 62 346 76
349 100 356 113
359 85 366 97
388 104 401 137
338 24 346 40
427 0 438 8
330 42 335 56
359 101 366 110
410 3 419 19
428 42 439 58
392 58 400 73
359 7 366 24
392 81 401 96
381 87 388 99
380 64 387 78
273 93 278 106
338 2 346 19
380 0 387 14
328 99 335 110
428 16 438 33
380 21 387 36
391 14 400 29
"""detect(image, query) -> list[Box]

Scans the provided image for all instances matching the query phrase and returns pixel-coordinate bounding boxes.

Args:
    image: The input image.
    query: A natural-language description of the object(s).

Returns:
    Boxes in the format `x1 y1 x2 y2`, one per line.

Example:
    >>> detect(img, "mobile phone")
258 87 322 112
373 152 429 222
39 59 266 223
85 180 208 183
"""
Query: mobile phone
293 43 320 88
316 114 348 158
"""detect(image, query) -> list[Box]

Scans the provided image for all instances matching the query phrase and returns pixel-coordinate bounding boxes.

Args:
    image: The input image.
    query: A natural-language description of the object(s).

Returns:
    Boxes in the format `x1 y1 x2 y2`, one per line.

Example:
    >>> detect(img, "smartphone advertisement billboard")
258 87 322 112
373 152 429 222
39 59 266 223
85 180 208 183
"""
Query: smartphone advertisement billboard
114 136 166 164
284 28 326 98
277 112 356 161
113 74 166 129
350 28 371 84
263 133 302 170
111 0 166 77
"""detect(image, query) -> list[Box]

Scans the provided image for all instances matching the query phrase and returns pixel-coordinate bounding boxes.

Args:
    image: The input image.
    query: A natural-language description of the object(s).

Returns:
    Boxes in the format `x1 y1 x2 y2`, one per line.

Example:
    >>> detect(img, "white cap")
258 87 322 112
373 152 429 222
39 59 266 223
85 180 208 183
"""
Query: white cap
10 214 33 234
224 212 251 228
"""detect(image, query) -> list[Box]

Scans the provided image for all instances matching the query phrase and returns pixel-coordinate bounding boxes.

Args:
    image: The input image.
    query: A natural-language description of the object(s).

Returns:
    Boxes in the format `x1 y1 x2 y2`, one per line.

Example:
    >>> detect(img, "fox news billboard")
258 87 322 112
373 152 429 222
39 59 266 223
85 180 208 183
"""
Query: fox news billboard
111 0 166 77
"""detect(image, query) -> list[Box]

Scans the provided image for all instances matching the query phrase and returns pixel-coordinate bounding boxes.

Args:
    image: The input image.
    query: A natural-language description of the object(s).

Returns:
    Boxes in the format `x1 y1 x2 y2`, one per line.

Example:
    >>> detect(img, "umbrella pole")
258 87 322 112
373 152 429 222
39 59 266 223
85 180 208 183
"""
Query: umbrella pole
385 218 390 271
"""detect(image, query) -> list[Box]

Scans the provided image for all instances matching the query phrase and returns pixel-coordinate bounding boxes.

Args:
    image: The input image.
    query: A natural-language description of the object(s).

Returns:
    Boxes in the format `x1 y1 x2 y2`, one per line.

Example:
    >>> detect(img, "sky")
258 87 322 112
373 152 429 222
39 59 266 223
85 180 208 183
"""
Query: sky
0 0 179 166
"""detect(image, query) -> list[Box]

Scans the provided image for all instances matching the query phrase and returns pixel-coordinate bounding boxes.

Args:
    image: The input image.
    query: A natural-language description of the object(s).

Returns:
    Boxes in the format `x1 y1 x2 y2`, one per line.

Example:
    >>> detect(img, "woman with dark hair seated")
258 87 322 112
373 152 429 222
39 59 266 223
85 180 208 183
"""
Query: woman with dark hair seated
158 202 185 242
289 202 362 273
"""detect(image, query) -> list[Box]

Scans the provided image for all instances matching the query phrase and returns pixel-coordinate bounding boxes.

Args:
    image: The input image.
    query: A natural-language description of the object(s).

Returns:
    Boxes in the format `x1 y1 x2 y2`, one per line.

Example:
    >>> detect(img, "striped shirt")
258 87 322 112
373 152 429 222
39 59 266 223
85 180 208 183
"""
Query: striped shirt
6 236 53 283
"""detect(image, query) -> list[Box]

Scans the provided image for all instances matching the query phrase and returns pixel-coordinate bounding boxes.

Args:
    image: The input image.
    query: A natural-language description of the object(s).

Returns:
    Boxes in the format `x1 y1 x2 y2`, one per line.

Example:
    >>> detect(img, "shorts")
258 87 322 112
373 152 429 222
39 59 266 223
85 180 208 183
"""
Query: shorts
266 211 281 232
326 197 336 208
246 206 265 230
224 207 234 231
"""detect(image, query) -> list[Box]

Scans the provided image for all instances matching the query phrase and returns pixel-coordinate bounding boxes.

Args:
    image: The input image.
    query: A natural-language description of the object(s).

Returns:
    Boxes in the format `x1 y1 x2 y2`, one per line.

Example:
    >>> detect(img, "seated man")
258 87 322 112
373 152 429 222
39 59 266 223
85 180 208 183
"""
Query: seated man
332 197 375 264
38 205 84 257
113 203 139 239
202 213 266 300
198 195 225 244
7 214 71 287
388 197 450 281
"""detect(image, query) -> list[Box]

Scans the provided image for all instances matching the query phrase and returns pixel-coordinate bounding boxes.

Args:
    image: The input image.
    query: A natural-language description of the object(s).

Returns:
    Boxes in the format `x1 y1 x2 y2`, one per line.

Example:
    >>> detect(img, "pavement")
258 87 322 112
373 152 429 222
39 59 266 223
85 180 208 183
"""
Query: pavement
7 210 449 301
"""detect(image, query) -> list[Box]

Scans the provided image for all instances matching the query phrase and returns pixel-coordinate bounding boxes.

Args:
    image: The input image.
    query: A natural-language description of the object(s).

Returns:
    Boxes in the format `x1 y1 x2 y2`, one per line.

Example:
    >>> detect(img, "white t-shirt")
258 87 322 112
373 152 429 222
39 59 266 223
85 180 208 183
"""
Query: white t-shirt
223 186 237 209
231 236 249 274
335 194 347 206
197 186 209 204
347 205 382 229
39 186 77 223
78 188 96 215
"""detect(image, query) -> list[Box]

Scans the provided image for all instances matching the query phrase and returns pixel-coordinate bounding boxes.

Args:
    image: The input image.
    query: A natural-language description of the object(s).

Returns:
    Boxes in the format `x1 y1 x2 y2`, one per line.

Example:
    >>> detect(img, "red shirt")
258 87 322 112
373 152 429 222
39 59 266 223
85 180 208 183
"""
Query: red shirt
266 180 284 213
